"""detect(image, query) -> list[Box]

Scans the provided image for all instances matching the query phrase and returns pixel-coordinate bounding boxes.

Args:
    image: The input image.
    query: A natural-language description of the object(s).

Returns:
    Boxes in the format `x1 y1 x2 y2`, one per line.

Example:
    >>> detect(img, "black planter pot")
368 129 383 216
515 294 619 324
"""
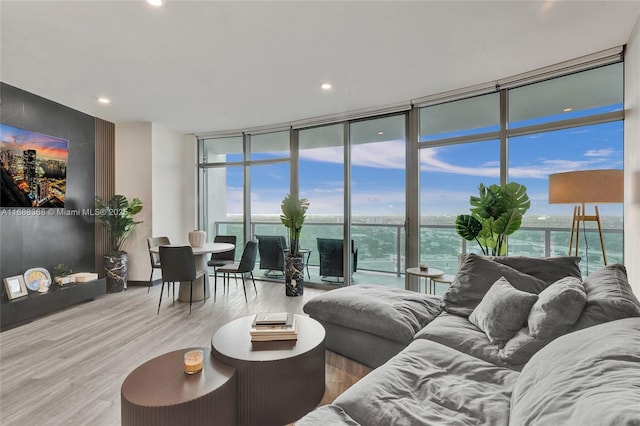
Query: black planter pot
104 253 128 293
285 255 304 296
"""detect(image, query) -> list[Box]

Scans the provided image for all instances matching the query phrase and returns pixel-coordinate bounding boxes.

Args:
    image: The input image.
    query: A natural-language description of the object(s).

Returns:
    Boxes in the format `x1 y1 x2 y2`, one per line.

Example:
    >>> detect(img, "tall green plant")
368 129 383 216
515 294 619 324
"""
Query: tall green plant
455 182 530 256
95 194 143 255
280 194 309 257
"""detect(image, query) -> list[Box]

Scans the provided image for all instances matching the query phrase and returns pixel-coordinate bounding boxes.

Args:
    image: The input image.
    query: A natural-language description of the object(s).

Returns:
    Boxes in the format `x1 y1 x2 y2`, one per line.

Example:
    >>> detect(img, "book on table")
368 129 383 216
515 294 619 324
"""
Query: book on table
252 312 292 326
250 313 297 341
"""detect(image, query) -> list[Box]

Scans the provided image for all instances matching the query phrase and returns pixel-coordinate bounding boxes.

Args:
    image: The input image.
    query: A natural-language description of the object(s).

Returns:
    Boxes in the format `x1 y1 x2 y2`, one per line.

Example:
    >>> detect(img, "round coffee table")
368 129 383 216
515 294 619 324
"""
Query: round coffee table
211 314 326 426
121 347 237 426
406 266 444 294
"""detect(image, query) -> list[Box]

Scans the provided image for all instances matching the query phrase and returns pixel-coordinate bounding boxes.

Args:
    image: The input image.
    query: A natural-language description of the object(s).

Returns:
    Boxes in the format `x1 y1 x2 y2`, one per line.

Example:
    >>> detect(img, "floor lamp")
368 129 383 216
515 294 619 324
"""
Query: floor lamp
548 169 623 265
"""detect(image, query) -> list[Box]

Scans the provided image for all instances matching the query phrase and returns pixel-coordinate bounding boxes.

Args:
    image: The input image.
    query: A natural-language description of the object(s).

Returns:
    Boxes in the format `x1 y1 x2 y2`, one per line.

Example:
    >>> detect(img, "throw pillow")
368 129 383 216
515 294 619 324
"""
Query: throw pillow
570 264 640 331
498 328 552 367
528 276 586 339
469 277 539 348
443 254 546 317
490 256 582 285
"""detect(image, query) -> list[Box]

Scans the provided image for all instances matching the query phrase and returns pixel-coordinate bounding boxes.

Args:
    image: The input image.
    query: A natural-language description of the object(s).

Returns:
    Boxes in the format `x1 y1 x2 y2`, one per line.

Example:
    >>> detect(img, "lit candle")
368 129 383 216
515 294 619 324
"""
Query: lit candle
183 349 204 374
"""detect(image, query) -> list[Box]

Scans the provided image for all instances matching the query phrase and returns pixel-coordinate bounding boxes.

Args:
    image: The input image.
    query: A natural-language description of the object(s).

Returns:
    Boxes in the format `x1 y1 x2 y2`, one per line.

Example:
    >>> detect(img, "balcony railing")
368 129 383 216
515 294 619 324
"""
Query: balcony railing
212 221 624 278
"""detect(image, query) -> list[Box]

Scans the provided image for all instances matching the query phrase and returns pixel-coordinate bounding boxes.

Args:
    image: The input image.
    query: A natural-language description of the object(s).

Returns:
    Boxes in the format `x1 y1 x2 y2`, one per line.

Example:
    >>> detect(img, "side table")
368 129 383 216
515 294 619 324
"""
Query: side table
211 314 326 426
431 274 455 294
406 267 444 295
121 347 237 426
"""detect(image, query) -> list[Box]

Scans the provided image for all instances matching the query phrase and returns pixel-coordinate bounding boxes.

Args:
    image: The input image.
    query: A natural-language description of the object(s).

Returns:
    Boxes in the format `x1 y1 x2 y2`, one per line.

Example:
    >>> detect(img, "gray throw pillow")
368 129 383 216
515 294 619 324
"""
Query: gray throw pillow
528 276 586 339
490 256 582 285
443 254 546 317
469 277 539 348
499 328 552 367
571 264 640 331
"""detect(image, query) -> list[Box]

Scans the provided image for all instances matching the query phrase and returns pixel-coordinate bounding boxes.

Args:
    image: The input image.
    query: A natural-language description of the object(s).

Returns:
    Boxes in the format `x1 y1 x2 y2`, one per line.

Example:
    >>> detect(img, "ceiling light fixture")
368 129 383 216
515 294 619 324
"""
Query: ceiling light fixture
321 83 332 90
563 107 573 112
378 132 384 135
97 97 111 104
147 0 164 6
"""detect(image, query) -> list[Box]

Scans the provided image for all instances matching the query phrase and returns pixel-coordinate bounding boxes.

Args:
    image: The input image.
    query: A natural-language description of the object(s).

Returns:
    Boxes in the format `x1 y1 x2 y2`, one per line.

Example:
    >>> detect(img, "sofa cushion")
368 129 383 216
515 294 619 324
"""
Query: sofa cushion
570 264 640 331
414 312 508 368
296 404 360 425
443 254 546 317
490 255 582 284
303 285 443 345
469 277 538 348
510 317 640 426
333 339 519 426
528 276 586 339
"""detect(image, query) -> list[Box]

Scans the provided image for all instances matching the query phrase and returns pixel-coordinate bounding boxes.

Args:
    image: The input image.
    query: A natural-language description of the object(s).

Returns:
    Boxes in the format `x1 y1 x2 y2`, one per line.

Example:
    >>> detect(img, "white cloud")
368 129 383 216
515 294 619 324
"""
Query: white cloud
584 148 615 157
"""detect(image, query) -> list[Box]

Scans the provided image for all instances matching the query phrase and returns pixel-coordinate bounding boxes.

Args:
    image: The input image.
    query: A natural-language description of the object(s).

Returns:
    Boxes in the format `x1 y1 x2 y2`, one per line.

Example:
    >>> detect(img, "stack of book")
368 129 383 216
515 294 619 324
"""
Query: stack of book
250 312 297 342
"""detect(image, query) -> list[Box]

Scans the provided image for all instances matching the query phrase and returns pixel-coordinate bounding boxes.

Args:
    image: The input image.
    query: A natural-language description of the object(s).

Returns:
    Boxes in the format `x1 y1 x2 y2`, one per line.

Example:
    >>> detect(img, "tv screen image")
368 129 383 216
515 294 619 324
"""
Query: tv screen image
0 123 68 208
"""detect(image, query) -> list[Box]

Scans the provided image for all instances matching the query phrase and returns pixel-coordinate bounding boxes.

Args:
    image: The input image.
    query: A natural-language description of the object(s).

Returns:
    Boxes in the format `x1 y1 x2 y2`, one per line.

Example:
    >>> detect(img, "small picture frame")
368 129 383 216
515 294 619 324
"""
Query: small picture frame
3 275 28 300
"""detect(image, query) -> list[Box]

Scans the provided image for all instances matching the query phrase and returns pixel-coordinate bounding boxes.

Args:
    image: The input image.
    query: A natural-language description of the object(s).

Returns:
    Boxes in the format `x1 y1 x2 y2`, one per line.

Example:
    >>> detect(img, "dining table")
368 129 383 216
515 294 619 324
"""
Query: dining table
150 242 235 302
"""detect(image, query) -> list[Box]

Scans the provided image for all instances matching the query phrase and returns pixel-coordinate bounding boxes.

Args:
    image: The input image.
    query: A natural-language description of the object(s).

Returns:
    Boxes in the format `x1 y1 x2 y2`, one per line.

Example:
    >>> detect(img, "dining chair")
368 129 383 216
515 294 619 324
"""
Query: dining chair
207 235 237 296
147 236 171 293
158 245 205 315
217 240 258 303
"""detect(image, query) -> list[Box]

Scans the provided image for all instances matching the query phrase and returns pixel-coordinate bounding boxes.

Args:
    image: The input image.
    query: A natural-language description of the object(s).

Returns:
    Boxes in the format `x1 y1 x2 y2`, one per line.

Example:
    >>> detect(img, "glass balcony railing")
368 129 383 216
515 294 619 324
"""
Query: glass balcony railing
212 221 623 279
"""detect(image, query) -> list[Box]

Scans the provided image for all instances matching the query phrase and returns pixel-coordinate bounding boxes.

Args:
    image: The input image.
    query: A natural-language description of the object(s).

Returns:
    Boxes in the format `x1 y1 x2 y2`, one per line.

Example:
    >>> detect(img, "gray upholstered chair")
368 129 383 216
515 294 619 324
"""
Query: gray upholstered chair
158 245 205 314
256 235 287 277
147 236 171 293
317 238 358 282
217 241 258 303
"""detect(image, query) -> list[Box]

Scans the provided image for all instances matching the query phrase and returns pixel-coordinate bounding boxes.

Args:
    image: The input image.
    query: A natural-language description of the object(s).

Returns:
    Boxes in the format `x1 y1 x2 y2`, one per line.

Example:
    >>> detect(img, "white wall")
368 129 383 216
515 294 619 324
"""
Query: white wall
115 122 197 283
115 122 153 284
625 14 640 295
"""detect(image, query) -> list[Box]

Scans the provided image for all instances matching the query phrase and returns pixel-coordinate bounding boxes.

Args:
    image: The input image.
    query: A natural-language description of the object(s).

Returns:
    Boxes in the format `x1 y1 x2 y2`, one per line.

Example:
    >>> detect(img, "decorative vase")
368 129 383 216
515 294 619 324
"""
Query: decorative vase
188 229 206 247
104 253 128 293
285 255 304 296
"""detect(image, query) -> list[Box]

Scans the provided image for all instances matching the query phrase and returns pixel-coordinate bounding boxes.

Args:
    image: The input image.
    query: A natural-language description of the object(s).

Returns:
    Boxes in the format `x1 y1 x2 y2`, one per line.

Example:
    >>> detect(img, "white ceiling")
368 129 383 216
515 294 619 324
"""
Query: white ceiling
1 1 639 135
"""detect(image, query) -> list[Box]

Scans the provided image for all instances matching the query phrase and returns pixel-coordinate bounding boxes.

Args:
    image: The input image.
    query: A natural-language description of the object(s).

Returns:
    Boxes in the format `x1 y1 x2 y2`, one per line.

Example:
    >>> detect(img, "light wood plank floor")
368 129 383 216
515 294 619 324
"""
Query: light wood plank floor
0 279 371 425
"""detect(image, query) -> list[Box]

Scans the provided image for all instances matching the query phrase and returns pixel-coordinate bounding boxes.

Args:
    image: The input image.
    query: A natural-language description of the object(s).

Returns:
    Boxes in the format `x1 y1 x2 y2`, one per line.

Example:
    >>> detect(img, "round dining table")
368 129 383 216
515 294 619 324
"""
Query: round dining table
150 242 235 302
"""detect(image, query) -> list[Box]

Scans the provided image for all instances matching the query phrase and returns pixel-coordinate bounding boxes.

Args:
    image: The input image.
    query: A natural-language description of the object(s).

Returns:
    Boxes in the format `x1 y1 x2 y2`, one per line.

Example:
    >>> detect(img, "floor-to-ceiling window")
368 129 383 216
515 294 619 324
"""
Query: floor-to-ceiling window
199 135 244 256
198 54 625 288
298 124 345 283
350 114 406 285
507 63 624 273
418 93 501 275
248 130 290 241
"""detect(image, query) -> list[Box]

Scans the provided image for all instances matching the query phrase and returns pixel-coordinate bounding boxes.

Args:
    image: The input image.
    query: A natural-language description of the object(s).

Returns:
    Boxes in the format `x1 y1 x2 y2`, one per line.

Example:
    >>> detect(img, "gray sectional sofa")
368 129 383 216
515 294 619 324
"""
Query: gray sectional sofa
300 254 640 425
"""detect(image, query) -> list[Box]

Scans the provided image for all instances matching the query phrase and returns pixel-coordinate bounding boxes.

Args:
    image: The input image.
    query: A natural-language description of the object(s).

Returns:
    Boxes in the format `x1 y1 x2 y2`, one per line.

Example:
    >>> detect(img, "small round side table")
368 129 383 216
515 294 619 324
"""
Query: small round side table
406 267 444 294
121 347 237 426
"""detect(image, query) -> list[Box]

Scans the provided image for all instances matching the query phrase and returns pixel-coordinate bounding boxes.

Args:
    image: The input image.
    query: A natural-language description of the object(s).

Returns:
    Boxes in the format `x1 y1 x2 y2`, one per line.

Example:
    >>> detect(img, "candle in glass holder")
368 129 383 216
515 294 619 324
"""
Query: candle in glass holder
183 349 204 374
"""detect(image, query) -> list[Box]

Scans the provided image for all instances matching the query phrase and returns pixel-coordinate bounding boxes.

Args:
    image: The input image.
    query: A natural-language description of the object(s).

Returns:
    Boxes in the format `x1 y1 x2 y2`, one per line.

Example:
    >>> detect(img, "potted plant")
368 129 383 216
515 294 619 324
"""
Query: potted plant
95 194 143 292
455 182 530 257
280 193 309 296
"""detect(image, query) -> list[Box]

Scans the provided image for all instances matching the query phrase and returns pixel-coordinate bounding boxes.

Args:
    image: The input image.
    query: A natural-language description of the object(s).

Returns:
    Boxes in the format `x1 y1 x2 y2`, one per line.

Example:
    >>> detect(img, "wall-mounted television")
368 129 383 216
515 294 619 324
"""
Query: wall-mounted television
0 123 68 208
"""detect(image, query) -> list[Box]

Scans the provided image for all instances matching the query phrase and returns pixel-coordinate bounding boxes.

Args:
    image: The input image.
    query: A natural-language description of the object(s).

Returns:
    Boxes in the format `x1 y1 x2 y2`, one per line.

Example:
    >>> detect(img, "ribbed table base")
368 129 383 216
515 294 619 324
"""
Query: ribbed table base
121 347 237 426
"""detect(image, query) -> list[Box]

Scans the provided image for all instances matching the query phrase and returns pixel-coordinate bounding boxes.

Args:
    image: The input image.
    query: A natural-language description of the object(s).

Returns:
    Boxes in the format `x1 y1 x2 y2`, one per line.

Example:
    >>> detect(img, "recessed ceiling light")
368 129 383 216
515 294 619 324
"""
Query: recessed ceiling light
563 107 573 112
147 0 164 6
97 97 111 104
321 83 332 90
378 131 384 135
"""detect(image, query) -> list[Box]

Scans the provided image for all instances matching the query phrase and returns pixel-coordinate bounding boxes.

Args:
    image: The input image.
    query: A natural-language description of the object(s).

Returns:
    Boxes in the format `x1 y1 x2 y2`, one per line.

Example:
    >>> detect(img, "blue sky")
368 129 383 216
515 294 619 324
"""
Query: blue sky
223 119 623 219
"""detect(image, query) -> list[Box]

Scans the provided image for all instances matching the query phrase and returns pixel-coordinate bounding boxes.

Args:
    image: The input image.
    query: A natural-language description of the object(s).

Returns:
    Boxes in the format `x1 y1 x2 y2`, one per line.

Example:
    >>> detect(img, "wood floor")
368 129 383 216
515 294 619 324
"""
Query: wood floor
0 278 371 425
